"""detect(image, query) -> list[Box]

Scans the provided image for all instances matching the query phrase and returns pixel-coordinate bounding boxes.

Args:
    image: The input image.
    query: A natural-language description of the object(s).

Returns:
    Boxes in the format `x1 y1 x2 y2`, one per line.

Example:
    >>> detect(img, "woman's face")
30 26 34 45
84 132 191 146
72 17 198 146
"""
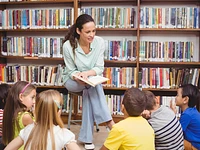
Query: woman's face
77 21 96 44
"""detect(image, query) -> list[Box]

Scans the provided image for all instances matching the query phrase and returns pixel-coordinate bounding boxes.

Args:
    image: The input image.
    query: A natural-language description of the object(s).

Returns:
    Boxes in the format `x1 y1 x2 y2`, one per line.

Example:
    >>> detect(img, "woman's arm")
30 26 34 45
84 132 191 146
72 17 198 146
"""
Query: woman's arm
4 136 23 150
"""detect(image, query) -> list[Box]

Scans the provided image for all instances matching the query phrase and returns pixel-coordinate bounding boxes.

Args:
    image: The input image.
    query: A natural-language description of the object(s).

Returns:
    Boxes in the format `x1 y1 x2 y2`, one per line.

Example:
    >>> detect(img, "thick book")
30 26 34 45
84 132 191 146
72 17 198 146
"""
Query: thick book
72 75 109 87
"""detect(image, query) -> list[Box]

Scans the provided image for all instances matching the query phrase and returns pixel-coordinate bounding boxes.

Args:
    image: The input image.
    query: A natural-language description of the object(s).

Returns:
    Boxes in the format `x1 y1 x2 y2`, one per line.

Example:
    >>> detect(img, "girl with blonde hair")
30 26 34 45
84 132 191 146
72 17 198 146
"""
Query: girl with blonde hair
5 90 80 150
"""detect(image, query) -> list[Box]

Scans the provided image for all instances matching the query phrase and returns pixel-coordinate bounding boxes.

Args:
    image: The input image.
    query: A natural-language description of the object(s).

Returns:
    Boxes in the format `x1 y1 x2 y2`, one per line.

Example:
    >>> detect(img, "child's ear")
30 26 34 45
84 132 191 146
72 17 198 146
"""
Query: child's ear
155 97 160 105
19 93 23 102
184 96 189 105
121 104 125 113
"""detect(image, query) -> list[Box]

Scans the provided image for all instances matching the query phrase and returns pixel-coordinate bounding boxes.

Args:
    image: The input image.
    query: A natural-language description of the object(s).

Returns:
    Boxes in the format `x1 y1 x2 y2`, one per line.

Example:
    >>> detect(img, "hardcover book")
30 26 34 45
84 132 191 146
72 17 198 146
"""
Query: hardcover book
72 75 109 87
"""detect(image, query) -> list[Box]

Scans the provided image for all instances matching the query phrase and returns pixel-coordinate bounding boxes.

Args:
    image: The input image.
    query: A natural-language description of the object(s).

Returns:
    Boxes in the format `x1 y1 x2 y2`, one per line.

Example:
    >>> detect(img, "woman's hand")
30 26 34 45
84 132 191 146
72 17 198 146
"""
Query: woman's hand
73 72 88 86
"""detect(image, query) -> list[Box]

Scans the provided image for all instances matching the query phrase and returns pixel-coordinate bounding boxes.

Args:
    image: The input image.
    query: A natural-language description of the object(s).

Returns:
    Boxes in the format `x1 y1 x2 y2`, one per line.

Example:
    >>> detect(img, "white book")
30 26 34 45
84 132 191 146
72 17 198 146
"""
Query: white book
72 75 109 87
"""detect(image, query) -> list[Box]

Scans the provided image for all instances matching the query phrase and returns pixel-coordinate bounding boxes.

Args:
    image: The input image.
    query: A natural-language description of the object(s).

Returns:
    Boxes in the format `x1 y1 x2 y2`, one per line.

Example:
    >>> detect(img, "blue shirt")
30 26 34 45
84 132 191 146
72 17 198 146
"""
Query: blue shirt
180 107 200 149
62 36 105 84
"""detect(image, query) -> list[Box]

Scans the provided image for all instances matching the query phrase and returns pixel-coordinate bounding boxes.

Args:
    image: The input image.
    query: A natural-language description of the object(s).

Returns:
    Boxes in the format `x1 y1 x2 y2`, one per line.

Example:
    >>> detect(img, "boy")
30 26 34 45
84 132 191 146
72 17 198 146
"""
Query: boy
100 87 155 150
143 91 184 150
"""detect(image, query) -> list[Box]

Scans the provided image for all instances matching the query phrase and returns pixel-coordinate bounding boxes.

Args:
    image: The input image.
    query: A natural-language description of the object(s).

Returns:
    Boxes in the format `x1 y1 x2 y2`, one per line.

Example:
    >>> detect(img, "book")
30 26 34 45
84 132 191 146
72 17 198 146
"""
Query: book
72 74 109 87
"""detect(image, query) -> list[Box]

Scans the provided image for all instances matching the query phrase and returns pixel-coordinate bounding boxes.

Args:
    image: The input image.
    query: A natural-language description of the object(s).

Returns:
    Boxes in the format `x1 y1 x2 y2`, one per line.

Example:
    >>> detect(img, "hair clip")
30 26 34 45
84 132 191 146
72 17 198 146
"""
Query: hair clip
20 83 30 94
54 100 61 109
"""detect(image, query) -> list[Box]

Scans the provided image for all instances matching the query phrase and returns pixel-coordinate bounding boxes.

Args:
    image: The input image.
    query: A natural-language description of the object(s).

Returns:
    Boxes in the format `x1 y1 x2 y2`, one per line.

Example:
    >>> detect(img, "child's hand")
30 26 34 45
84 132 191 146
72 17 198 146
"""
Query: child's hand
141 110 151 119
170 100 177 114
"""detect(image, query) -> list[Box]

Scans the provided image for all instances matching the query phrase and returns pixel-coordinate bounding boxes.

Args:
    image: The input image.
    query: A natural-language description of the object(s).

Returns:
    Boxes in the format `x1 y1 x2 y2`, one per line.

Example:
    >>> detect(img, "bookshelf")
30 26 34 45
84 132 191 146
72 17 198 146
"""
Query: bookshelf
0 0 200 123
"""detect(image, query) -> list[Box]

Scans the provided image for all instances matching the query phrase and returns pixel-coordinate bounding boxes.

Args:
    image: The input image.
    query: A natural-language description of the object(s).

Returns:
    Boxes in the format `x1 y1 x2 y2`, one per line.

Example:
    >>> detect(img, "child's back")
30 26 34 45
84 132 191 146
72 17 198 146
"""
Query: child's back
105 116 154 150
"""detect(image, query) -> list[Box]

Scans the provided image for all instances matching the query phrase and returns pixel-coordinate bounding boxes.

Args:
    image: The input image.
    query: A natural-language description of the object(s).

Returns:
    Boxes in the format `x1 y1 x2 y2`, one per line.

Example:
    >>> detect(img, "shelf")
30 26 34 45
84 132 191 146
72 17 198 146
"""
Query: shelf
105 60 137 67
0 28 137 32
0 0 74 5
79 0 136 2
141 0 200 4
97 28 137 31
139 61 200 68
0 55 64 61
0 29 69 32
140 28 200 32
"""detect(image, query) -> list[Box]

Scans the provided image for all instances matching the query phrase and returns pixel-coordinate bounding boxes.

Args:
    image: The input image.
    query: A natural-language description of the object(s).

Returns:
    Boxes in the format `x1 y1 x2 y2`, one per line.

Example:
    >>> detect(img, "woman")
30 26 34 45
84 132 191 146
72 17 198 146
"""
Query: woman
62 14 114 149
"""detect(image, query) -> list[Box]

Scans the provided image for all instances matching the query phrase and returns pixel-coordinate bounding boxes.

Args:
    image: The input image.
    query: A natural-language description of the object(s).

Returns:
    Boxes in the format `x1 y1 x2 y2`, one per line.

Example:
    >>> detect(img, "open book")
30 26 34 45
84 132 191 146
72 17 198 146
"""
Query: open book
72 74 109 87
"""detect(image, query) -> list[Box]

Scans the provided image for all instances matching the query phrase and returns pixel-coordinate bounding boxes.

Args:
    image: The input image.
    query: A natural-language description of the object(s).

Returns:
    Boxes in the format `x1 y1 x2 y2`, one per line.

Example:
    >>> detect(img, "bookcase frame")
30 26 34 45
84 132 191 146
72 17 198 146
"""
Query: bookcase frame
0 0 200 123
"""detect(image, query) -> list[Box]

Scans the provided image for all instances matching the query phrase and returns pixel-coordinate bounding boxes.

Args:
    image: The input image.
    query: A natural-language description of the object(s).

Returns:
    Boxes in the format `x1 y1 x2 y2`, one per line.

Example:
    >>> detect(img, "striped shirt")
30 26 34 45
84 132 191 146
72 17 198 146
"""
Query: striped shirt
148 106 184 150
0 109 3 136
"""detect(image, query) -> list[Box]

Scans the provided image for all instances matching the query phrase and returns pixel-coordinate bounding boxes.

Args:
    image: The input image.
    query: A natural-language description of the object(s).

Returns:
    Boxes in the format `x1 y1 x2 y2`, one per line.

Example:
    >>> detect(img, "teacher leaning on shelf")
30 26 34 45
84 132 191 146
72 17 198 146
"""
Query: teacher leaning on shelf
62 14 115 150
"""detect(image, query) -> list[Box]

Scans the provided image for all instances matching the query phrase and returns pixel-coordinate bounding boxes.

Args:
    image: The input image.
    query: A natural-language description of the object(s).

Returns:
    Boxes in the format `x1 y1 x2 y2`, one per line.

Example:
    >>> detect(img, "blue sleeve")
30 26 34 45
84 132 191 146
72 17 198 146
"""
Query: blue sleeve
179 113 191 132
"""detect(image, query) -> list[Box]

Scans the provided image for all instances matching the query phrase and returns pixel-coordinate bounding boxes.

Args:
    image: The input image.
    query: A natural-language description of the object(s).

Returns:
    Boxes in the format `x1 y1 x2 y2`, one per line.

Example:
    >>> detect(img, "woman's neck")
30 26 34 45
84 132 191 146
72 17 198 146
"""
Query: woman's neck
78 39 89 48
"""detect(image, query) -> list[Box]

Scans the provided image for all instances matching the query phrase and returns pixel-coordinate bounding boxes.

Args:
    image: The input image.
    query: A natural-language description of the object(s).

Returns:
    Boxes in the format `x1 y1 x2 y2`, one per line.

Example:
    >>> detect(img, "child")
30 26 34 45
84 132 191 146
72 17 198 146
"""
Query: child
170 84 200 150
2 81 36 150
143 91 184 150
0 83 10 149
100 87 155 150
5 90 80 150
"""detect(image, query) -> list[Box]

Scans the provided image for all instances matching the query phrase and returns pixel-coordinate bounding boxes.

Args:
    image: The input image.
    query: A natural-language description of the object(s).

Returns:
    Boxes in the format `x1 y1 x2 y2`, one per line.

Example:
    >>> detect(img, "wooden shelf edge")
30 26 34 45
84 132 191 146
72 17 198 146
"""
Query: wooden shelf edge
0 0 74 5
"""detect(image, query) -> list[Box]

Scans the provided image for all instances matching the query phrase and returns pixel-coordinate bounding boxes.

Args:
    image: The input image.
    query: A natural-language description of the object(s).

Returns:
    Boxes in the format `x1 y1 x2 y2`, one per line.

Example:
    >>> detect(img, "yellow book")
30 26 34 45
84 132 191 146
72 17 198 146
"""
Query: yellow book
72 75 109 87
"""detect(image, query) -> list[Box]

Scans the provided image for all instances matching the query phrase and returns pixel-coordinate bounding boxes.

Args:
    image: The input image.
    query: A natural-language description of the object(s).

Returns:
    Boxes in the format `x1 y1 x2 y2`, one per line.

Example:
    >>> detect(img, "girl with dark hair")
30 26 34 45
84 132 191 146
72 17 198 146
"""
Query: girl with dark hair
62 14 114 149
2 81 36 150
171 84 200 150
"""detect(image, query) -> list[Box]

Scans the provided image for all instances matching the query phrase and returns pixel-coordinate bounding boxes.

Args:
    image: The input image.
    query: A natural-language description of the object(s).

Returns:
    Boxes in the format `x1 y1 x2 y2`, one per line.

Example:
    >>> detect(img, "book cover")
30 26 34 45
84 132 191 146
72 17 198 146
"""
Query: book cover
72 75 109 87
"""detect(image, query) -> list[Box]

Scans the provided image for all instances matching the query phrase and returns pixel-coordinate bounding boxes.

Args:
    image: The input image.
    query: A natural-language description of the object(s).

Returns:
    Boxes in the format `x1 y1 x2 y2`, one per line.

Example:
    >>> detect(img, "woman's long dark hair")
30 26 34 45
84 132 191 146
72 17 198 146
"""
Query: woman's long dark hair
63 14 95 56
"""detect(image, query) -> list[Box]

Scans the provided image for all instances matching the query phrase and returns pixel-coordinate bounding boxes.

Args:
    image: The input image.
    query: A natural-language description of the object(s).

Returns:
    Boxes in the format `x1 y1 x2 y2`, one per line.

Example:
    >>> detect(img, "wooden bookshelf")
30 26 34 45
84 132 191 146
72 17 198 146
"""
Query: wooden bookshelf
0 0 200 123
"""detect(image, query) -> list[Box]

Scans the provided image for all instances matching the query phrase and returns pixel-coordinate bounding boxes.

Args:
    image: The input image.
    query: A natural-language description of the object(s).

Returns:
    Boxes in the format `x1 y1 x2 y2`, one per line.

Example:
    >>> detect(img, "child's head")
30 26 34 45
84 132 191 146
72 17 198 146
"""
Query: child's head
24 90 64 150
0 83 10 109
10 81 36 111
35 89 64 127
143 91 157 110
122 87 147 117
176 84 200 111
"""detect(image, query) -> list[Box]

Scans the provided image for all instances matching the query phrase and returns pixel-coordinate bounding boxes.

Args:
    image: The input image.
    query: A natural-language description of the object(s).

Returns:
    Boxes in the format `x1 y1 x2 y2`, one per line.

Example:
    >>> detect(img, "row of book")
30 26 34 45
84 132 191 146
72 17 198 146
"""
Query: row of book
103 67 137 88
139 41 194 62
1 36 196 62
1 37 138 61
1 36 64 58
104 40 137 61
140 7 200 29
0 8 74 29
0 64 64 86
139 68 200 89
76 94 181 117
79 7 135 28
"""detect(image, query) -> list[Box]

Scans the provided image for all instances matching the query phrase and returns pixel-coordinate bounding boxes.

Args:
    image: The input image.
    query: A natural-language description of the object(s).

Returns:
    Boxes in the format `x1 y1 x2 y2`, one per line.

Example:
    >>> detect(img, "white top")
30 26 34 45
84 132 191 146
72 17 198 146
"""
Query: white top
19 123 76 150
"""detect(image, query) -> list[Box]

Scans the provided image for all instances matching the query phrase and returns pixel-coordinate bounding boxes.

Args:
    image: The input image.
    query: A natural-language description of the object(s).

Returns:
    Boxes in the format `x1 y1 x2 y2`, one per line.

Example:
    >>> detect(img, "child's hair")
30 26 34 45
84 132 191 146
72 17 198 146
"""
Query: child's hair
0 83 10 109
122 87 147 116
143 91 156 110
24 90 64 150
179 84 200 111
2 81 36 145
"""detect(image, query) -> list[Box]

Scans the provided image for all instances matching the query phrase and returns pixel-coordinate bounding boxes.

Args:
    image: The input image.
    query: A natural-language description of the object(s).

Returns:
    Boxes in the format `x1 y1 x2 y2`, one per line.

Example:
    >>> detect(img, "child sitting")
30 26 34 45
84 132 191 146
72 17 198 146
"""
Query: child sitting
100 87 155 150
170 84 200 150
143 90 184 150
